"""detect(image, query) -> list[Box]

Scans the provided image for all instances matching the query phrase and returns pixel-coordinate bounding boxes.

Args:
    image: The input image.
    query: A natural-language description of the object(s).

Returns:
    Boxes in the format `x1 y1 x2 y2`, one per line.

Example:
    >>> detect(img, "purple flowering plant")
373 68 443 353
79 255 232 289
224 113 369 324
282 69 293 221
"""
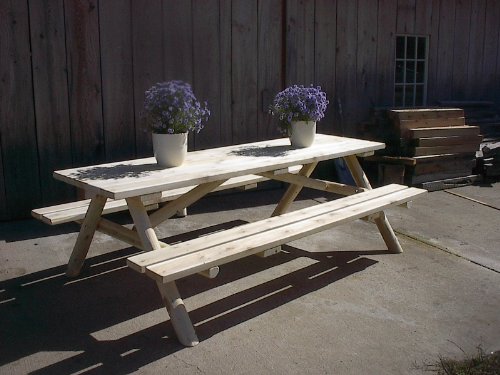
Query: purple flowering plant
269 85 329 133
144 80 210 134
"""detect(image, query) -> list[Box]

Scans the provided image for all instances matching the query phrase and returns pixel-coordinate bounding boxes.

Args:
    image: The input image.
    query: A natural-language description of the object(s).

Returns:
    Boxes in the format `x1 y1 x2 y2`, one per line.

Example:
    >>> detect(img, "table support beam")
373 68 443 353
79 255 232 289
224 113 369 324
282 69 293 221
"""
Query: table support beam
126 196 199 346
343 155 403 253
66 195 107 277
272 162 318 216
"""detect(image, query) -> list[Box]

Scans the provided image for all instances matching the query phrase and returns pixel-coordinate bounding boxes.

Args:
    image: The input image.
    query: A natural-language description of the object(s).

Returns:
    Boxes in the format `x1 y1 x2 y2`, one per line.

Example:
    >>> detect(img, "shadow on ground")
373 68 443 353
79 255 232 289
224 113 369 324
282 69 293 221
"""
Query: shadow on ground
0 221 386 374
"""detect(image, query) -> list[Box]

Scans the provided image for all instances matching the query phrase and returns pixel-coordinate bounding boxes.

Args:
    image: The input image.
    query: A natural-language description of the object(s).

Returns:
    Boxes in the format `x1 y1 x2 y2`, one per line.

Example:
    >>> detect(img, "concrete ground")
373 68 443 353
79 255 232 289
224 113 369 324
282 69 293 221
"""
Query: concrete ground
1 181 499 374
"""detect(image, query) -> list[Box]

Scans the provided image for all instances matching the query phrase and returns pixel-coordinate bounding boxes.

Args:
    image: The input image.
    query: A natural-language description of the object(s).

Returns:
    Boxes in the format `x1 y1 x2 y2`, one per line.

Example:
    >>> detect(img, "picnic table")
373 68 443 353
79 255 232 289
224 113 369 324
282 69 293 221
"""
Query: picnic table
32 134 426 346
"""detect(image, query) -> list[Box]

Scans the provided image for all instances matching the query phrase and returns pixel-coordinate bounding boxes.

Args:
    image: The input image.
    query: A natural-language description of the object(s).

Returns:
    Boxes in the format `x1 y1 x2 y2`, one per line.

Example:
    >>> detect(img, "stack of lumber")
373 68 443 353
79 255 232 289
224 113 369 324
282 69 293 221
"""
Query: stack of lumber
366 108 483 189
388 108 482 186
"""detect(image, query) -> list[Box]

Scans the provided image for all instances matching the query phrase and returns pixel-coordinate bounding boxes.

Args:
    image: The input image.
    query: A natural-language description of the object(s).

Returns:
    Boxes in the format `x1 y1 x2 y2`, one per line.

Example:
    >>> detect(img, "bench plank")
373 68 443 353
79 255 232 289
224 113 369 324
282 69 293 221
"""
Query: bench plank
32 169 301 225
127 184 426 283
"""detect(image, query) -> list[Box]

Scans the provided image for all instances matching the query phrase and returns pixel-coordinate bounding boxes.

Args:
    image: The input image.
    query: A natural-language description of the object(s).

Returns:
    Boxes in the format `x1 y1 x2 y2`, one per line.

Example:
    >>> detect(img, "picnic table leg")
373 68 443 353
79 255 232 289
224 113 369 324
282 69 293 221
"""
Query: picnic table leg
272 162 318 216
66 195 107 277
343 155 403 253
126 196 199 347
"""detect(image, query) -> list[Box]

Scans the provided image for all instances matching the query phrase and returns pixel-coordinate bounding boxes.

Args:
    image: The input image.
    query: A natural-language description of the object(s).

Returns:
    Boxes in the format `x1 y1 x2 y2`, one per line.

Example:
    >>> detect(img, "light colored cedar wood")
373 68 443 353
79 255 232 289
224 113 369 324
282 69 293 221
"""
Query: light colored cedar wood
416 135 483 147
128 184 414 273
388 108 464 120
286 0 315 86
396 0 416 34
32 169 302 225
232 0 258 144
258 0 283 140
451 0 471 100
53 135 386 200
127 196 199 347
376 0 397 107
99 0 135 162
413 157 475 175
127 185 426 282
335 0 358 136
0 0 41 219
272 163 318 216
258 171 365 196
193 0 221 149
466 0 487 98
356 0 378 126
344 155 403 253
131 0 163 157
64 0 105 166
315 0 337 134
481 0 500 99
424 0 441 105
28 0 74 206
409 126 480 138
66 195 107 277
219 0 232 146
163 0 192 83
435 0 456 100
149 180 226 227
411 144 481 157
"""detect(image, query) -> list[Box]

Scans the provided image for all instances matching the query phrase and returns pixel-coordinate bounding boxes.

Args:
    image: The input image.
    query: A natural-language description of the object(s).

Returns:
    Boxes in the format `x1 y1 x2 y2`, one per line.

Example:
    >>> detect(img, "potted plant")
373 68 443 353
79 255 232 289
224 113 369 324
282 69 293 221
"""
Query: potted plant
144 80 210 167
269 84 328 147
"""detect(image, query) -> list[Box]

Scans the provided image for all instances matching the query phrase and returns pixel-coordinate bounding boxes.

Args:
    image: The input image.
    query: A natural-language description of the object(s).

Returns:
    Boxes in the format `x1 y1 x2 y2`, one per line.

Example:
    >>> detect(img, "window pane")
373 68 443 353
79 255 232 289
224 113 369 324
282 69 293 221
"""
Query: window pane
415 85 424 106
396 36 405 59
395 86 404 107
396 61 404 83
416 61 426 83
405 86 414 107
417 37 427 59
406 37 416 59
406 61 415 83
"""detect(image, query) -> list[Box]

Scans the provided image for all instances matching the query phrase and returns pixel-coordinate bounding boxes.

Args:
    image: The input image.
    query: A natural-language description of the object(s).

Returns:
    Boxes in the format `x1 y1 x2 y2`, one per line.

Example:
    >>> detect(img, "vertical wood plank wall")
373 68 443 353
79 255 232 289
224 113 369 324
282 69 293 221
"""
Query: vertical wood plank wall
1 0 499 220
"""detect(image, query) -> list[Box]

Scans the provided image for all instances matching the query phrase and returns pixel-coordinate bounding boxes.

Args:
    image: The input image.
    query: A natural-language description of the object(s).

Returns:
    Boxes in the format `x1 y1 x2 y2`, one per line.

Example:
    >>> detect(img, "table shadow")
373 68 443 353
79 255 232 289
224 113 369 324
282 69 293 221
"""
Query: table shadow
0 222 388 374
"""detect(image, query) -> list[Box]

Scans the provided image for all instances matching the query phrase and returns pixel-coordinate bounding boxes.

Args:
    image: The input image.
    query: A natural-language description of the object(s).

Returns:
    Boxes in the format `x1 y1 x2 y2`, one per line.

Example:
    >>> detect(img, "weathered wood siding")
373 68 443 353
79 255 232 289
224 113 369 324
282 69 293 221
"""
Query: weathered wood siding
1 0 499 219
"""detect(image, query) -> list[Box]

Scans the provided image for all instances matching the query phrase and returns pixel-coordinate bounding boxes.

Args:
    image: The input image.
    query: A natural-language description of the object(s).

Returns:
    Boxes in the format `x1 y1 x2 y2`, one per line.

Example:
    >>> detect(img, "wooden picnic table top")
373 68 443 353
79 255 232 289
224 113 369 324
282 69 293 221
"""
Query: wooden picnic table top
54 134 385 200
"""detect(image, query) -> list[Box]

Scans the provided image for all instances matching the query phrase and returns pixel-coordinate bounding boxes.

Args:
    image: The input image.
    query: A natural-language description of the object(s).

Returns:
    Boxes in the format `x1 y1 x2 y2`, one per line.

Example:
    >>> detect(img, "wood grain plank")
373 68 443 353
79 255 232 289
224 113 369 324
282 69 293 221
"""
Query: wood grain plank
0 139 6 220
411 143 480 156
416 135 483 147
132 0 163 157
415 0 433 34
64 0 105 166
396 0 416 34
451 0 471 100
314 0 337 134
286 0 315 86
424 0 441 105
163 0 193 83
435 0 456 101
232 0 258 143
335 0 358 136
409 125 480 138
466 0 486 99
193 0 221 149
482 0 500 100
376 0 397 107
356 0 378 127
0 0 41 218
99 0 135 162
258 0 283 140
219 0 232 146
28 0 74 206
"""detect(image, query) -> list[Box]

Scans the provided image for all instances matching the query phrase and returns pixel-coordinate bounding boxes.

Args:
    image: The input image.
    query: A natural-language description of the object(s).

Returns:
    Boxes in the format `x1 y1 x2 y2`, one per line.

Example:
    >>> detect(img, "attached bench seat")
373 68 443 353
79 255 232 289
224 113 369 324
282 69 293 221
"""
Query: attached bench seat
127 184 426 284
31 168 301 225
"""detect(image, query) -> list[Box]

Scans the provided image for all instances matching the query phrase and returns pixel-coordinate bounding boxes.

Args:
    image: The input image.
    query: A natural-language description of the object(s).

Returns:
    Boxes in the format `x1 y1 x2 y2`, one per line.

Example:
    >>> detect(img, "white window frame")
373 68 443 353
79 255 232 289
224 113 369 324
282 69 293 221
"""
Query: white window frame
394 35 429 107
